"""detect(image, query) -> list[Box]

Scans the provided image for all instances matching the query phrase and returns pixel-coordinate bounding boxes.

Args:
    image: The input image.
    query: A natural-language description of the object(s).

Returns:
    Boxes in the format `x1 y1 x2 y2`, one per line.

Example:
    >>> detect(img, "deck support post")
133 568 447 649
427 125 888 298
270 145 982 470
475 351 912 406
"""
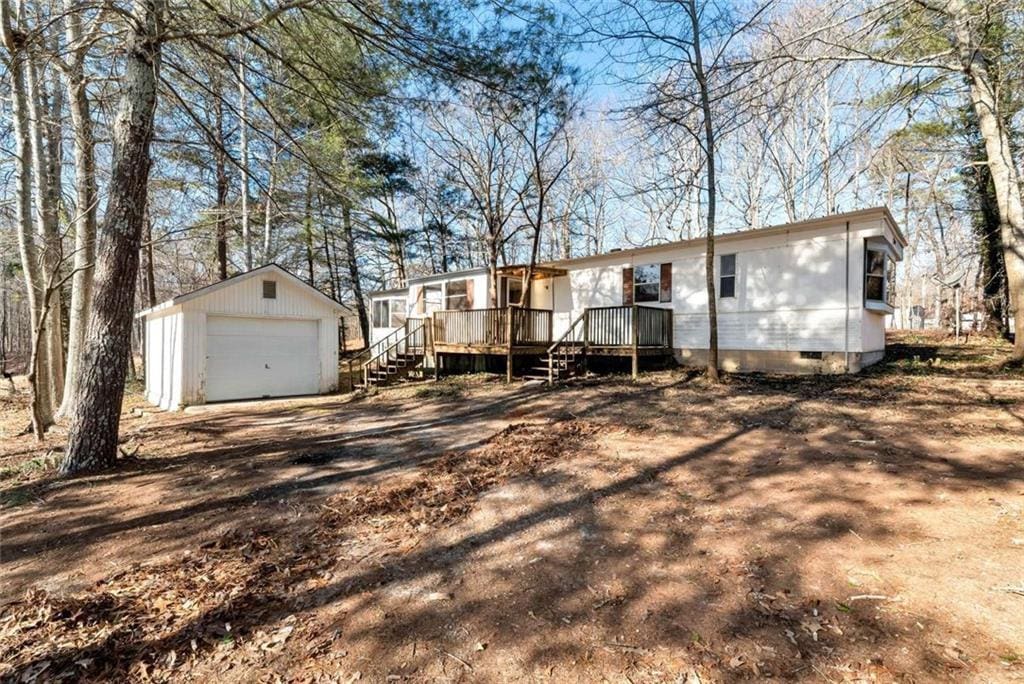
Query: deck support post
665 309 673 351
631 305 639 380
582 309 590 375
505 306 514 383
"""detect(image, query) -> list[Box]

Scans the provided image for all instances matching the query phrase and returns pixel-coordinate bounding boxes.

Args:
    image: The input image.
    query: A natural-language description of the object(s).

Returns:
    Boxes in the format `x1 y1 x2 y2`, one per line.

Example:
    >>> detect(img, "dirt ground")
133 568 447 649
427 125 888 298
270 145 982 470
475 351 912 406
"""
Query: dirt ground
1 331 1023 682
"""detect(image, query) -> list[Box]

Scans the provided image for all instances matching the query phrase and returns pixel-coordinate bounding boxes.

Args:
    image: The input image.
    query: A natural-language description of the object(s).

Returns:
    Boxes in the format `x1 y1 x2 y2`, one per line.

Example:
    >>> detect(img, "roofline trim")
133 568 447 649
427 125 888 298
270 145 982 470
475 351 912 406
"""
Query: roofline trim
543 206 907 268
136 264 347 318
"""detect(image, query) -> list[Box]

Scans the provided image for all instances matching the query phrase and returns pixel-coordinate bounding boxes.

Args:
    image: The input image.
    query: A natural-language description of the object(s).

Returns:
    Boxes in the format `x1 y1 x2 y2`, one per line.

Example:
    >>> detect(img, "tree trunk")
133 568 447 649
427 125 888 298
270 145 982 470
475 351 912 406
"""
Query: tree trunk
2 0 53 427
688 0 719 381
26 50 63 414
238 54 253 271
42 58 67 411
486 224 500 307
304 176 315 285
966 136 1007 336
58 0 99 419
263 141 277 261
439 225 450 273
322 223 338 301
342 202 369 347
27 283 60 439
61 0 162 475
949 0 1024 358
214 91 229 280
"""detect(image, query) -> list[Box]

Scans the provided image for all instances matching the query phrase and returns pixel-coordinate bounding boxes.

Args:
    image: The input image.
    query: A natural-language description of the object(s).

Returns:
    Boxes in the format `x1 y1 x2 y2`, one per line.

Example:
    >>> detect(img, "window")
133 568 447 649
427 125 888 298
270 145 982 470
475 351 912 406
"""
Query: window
446 279 472 310
719 254 736 298
623 264 672 304
372 299 389 328
262 280 277 299
800 351 823 360
389 297 407 327
504 277 524 306
633 264 661 303
416 284 443 315
864 246 894 305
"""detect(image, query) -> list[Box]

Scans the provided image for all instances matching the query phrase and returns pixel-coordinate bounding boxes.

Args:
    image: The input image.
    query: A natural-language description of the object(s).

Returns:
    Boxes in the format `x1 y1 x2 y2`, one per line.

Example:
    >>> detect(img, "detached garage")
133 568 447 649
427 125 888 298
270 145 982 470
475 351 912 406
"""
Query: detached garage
138 264 344 410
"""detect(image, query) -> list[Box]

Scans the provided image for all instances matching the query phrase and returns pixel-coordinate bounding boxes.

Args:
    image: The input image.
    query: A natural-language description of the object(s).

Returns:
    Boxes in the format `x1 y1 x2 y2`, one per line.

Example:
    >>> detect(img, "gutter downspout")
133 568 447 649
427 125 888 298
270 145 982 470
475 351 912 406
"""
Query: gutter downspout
844 220 851 373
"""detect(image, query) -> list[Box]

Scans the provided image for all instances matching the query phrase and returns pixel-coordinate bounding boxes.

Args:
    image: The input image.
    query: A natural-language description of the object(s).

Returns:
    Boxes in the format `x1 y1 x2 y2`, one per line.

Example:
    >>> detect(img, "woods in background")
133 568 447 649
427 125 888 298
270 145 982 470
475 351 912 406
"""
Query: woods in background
1 0 1022 472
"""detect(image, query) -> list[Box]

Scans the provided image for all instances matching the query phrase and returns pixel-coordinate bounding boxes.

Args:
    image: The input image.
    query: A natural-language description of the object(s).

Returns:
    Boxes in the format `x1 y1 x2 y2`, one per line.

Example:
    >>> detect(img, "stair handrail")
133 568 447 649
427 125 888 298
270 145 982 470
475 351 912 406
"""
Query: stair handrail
362 319 425 387
544 311 587 384
545 311 586 355
365 323 409 362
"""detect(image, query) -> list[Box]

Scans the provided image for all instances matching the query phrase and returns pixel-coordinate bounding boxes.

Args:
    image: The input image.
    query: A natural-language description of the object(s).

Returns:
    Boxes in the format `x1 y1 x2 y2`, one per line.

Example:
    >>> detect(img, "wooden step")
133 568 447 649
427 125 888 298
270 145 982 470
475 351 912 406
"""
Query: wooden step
525 366 572 376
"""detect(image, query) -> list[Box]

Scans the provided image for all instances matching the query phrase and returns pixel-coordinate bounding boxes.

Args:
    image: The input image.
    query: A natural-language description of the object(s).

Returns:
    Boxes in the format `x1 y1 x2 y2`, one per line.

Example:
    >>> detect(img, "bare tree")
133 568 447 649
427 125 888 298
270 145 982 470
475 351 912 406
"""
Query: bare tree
238 46 254 271
423 87 530 306
591 0 772 381
56 0 102 418
769 0 1024 359
61 0 163 473
506 67 577 304
1 0 55 426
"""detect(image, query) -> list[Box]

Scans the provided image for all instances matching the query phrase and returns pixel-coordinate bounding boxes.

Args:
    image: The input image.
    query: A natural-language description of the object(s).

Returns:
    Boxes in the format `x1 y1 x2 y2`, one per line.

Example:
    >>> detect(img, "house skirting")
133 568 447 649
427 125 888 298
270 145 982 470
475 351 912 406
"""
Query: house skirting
675 348 885 374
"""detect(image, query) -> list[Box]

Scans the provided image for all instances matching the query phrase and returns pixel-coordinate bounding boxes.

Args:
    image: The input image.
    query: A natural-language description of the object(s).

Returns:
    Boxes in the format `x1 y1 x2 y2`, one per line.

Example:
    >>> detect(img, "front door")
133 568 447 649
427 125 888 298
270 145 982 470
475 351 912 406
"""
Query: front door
501 276 524 307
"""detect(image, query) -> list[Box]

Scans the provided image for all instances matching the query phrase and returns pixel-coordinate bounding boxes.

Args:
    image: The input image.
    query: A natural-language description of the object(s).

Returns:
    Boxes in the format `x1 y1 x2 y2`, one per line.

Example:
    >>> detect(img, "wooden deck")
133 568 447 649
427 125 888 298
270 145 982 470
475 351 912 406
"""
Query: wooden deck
432 307 552 354
429 304 674 381
363 305 673 387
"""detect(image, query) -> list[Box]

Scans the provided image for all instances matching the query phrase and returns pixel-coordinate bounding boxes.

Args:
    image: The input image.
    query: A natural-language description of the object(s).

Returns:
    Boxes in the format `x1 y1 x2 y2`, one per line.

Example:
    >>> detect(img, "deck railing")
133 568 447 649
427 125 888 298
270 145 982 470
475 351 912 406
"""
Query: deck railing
585 305 672 347
636 306 673 347
510 306 552 345
433 308 508 346
433 306 553 347
431 304 669 352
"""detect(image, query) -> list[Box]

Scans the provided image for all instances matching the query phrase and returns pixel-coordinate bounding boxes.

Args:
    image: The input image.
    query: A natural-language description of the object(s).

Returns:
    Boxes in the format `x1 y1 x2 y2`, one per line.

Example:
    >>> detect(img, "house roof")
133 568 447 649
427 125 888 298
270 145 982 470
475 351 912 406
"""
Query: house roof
136 264 347 318
495 264 569 279
545 206 907 269
366 207 906 297
371 287 410 298
367 267 490 297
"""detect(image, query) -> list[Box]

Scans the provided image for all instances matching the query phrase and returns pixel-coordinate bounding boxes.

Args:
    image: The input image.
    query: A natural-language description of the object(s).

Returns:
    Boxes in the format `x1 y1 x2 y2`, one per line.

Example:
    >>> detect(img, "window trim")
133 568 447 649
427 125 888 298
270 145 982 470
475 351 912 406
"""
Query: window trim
445 278 471 310
372 299 390 328
503 276 524 307
863 242 895 309
389 296 407 327
632 264 662 303
719 254 736 299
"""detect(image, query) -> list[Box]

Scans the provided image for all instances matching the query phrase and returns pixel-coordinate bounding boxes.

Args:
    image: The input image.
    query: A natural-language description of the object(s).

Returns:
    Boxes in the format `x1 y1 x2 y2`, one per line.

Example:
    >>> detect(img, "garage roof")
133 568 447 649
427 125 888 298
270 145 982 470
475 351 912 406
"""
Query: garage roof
136 264 347 318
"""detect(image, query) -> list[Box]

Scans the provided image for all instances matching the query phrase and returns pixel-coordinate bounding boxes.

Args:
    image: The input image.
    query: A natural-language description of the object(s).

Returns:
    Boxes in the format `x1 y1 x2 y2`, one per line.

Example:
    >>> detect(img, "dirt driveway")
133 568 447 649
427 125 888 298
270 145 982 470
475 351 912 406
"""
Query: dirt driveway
2 335 1023 682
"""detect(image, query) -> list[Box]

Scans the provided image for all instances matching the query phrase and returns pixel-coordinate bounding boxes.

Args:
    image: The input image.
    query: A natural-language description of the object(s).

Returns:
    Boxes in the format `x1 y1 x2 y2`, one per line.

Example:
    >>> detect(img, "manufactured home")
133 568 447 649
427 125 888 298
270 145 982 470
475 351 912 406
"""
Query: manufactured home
366 207 905 386
138 264 345 410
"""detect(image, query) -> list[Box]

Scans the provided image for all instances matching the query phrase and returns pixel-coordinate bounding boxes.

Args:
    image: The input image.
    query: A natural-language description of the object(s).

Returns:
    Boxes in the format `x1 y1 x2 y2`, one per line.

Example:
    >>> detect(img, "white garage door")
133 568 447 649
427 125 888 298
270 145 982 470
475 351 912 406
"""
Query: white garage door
206 316 320 402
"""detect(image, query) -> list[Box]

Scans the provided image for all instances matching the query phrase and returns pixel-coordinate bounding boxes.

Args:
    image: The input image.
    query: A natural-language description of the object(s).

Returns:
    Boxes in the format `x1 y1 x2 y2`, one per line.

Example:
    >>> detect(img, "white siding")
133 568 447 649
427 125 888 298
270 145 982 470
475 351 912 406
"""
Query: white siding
557 217 892 355
370 271 492 348
144 267 340 409
145 309 184 410
362 212 901 365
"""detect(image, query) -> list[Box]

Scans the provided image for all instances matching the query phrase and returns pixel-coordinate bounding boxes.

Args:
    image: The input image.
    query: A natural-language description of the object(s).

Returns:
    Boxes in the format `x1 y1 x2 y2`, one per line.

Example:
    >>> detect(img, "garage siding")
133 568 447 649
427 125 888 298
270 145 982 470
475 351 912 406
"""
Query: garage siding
144 267 341 409
144 309 184 410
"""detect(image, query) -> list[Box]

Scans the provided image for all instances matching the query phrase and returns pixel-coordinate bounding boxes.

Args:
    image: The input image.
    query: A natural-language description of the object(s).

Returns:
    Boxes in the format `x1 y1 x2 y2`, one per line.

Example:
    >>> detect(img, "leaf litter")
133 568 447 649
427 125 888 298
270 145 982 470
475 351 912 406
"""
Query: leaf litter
0 419 600 682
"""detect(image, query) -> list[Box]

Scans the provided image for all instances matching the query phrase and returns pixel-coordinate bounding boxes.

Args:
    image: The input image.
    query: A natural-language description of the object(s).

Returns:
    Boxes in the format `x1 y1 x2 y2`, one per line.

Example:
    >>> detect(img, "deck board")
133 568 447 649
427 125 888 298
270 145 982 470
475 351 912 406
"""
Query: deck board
432 342 672 357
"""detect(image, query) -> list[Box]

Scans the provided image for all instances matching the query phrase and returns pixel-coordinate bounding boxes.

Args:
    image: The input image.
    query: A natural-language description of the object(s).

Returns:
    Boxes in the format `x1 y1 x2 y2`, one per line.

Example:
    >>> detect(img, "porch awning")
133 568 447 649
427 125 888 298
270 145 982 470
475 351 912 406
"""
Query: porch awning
495 264 568 280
